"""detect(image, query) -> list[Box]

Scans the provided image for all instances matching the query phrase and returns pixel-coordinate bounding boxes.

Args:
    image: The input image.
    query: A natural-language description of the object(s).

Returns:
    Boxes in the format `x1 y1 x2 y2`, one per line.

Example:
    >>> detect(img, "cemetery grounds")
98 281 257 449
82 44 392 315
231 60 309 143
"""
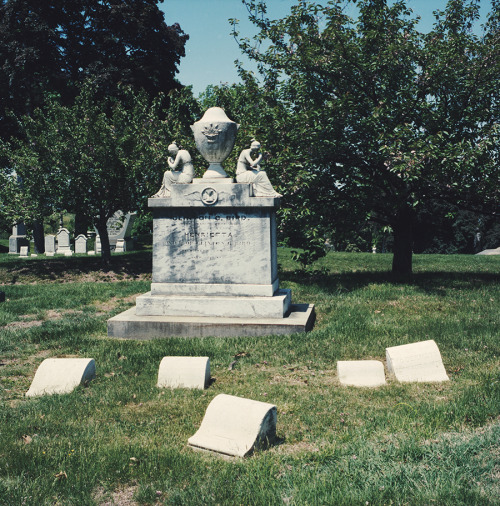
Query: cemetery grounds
0 248 498 505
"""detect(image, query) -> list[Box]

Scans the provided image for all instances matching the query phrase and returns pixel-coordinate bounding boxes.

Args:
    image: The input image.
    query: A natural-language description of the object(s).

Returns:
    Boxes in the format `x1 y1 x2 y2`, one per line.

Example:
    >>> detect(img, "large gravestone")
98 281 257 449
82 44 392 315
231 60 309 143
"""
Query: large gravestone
108 109 314 339
8 223 29 254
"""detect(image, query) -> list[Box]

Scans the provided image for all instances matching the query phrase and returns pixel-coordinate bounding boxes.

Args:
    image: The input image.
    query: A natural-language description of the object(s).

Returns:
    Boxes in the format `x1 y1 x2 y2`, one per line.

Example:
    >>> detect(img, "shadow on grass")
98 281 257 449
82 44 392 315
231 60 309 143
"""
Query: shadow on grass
0 250 153 283
2 250 499 296
280 268 500 296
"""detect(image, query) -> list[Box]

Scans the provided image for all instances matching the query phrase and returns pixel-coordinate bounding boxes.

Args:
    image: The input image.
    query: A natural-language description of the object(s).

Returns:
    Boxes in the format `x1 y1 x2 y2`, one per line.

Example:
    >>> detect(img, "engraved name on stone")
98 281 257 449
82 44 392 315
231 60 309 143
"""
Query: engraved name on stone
165 213 251 250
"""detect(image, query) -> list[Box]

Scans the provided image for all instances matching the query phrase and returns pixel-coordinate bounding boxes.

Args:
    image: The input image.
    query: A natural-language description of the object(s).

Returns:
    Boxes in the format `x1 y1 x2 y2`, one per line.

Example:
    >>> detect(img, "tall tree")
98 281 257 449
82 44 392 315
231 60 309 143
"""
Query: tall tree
0 0 189 253
231 0 499 274
0 0 188 140
3 82 200 264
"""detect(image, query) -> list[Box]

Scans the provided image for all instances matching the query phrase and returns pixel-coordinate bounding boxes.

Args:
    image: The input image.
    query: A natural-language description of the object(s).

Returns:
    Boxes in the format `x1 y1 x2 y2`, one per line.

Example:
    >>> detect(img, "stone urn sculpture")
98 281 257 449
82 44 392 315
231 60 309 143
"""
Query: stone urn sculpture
191 107 239 178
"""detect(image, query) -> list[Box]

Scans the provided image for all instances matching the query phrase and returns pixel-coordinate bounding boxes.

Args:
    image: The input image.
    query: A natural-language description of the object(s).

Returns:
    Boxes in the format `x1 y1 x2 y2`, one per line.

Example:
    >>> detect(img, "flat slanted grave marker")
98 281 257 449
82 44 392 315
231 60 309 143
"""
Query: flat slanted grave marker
157 356 210 389
19 246 28 257
386 340 449 383
26 358 96 397
337 360 386 387
188 394 277 457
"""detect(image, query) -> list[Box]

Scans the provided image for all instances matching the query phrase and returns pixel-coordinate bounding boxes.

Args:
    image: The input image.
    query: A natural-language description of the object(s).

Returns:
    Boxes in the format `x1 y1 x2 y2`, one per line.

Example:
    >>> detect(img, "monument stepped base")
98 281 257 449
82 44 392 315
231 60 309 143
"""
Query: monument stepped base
107 304 315 339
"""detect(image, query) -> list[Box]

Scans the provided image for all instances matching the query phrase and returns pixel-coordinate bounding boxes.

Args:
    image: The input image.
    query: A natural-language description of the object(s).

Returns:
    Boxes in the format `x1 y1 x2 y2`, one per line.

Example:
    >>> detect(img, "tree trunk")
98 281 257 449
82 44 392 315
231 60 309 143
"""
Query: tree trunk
392 205 413 275
32 221 45 254
74 212 91 237
95 218 111 267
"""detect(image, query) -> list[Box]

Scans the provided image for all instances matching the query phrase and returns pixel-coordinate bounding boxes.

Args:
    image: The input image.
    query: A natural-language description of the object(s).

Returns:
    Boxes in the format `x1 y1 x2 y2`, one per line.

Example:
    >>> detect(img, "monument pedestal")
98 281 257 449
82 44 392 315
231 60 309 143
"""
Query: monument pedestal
108 183 315 338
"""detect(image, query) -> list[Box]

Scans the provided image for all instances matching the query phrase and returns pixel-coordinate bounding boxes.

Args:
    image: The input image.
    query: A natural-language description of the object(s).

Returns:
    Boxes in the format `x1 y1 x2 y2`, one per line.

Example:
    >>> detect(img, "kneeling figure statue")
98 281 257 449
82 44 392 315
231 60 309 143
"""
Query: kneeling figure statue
236 140 281 197
153 142 194 198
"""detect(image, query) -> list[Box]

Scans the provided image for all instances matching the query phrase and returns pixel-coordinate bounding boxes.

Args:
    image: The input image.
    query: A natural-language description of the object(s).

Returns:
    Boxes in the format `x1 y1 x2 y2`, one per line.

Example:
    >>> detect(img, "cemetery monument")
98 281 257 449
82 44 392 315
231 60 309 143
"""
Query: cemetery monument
8 222 29 254
108 107 314 338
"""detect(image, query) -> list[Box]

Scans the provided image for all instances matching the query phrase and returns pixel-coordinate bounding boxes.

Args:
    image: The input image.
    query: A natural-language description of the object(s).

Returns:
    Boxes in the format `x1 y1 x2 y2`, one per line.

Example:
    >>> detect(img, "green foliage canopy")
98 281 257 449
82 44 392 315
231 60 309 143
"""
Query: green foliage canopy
2 83 200 262
228 0 499 273
0 0 189 140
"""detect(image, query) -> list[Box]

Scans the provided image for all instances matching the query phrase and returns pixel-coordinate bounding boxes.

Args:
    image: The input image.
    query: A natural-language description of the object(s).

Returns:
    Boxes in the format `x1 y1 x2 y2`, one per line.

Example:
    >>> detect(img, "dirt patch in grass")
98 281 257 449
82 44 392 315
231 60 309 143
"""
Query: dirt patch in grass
4 319 43 329
273 440 321 455
95 294 140 313
93 485 139 506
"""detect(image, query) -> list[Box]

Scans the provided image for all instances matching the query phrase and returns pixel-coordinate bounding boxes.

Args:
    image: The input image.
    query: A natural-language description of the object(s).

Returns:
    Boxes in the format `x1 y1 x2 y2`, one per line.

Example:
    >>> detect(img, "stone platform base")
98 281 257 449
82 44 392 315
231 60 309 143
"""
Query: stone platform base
107 304 315 339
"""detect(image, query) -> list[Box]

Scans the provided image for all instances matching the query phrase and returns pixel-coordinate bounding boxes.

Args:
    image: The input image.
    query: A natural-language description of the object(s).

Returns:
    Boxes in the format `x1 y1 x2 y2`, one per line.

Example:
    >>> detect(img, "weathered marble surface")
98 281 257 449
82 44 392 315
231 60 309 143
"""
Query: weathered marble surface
386 340 449 383
26 358 96 397
136 290 291 318
108 181 315 338
107 304 315 339
191 107 239 178
188 394 277 457
157 356 210 389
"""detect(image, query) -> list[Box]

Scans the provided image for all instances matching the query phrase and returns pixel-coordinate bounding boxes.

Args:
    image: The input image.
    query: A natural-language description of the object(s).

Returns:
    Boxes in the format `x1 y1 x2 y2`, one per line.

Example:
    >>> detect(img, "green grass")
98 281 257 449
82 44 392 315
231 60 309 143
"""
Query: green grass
0 251 499 505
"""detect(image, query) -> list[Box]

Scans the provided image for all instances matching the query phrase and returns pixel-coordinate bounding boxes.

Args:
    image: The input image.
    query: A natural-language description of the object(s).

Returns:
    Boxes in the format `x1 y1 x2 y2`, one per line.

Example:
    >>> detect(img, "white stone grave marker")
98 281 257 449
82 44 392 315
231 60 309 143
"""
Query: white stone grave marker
56 228 72 254
157 356 210 389
19 246 29 257
386 340 449 383
188 394 277 457
115 239 125 252
337 360 386 387
75 234 87 254
44 234 56 254
26 358 96 397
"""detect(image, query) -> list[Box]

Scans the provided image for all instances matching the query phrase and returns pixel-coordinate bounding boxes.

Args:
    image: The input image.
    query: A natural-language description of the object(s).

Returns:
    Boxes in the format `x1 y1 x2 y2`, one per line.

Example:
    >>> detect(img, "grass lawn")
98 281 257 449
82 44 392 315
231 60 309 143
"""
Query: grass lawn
0 250 498 505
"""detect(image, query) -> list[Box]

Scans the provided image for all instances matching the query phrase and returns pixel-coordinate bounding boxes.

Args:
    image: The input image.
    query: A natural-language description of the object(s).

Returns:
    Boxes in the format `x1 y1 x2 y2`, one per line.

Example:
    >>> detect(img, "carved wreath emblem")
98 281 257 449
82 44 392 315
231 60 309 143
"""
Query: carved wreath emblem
201 123 221 143
201 187 218 205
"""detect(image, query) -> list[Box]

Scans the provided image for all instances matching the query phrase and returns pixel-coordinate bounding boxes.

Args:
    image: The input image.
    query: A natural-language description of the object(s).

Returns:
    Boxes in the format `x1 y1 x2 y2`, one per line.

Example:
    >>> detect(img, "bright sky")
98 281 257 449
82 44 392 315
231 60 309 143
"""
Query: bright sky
160 0 492 96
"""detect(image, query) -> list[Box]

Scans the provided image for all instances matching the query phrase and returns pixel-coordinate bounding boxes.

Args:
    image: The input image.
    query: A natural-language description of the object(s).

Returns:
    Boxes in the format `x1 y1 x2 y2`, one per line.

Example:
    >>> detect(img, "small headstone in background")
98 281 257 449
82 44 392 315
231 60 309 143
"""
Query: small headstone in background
8 222 29 254
106 211 136 251
188 394 277 457
337 360 386 387
44 234 56 255
87 251 96 256
95 236 101 253
114 239 125 252
19 246 29 257
157 357 210 389
74 234 87 254
56 228 72 254
31 254 38 257
386 339 449 383
26 358 96 397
